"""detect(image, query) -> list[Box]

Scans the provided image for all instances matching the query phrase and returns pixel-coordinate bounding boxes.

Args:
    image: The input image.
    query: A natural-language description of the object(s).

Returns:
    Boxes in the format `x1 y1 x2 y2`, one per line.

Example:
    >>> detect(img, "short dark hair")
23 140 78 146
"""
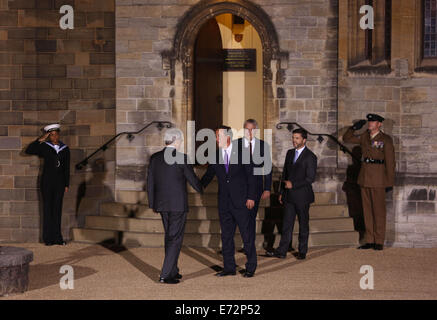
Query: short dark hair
216 125 233 140
292 128 307 140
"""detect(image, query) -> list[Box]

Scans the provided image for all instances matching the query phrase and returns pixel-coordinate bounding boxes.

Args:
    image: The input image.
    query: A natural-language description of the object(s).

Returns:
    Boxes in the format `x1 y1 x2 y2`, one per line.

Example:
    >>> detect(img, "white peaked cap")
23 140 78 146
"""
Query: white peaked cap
44 124 61 132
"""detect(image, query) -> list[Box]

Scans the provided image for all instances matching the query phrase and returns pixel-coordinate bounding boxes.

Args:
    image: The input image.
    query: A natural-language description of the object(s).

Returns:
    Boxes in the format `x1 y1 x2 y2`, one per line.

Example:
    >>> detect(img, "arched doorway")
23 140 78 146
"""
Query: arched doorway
161 0 288 162
193 14 265 137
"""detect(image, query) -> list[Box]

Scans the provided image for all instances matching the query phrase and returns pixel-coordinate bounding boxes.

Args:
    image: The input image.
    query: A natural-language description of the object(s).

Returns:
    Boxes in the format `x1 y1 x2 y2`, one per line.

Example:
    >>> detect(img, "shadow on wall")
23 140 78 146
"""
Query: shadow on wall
342 146 365 241
76 158 115 227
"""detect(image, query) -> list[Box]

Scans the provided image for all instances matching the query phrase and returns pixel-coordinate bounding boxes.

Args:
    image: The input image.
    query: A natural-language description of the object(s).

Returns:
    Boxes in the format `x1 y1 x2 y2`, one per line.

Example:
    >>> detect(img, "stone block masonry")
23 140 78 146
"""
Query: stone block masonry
0 0 116 242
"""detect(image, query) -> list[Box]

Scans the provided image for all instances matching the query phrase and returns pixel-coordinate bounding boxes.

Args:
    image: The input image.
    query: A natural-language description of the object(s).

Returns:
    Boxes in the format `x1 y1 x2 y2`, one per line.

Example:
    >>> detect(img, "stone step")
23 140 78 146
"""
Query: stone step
84 216 355 234
189 180 218 193
72 228 119 244
100 202 348 219
72 228 359 248
115 190 336 207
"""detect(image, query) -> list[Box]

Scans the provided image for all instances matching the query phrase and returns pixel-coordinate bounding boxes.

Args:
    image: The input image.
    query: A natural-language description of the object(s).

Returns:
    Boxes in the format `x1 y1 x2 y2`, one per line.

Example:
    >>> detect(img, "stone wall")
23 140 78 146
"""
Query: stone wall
115 0 339 191
0 0 116 242
338 0 437 247
1 0 435 247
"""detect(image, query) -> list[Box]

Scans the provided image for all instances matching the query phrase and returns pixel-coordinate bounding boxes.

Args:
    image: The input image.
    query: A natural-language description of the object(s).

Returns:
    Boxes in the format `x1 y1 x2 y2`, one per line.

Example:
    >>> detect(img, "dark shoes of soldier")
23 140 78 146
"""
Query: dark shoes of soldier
357 243 375 250
159 277 180 284
45 242 54 246
55 241 67 246
374 244 384 251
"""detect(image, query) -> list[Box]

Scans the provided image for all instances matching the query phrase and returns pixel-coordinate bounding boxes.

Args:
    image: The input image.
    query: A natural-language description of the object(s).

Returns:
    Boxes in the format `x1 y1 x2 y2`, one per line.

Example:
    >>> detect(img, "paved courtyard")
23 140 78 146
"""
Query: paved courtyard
1 243 436 300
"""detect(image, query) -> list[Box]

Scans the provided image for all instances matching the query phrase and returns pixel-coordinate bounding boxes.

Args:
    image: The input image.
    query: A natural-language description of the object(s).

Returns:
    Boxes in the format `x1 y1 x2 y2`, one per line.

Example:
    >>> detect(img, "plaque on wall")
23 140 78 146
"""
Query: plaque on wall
222 49 256 71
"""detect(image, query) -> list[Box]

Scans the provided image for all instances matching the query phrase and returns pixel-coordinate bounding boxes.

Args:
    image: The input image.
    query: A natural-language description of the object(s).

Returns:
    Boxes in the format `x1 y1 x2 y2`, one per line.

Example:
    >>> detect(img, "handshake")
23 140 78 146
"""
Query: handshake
351 119 367 131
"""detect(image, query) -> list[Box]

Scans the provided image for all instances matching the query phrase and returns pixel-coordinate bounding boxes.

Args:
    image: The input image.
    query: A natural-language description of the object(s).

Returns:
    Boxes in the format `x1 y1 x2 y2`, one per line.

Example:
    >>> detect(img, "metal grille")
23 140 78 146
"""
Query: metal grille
424 0 437 57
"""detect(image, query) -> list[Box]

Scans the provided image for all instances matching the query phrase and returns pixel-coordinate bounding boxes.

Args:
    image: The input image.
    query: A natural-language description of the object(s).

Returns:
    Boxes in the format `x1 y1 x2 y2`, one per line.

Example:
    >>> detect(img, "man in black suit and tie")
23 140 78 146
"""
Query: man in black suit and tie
147 128 203 284
201 126 258 278
266 128 317 260
236 119 272 251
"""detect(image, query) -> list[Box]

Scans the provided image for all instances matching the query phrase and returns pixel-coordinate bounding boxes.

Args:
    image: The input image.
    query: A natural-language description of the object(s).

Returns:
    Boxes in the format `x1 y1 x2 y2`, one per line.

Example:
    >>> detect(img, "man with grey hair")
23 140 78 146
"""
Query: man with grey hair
147 128 203 284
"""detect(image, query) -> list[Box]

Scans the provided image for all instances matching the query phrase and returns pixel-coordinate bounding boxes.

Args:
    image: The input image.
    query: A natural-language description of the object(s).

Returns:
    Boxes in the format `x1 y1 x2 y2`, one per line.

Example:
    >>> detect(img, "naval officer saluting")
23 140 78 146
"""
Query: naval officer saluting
25 124 70 246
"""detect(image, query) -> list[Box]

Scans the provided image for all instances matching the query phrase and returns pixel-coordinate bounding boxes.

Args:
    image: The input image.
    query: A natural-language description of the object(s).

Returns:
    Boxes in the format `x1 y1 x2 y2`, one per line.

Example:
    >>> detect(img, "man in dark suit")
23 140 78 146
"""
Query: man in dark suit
236 119 272 252
147 128 203 284
201 126 258 278
266 128 317 260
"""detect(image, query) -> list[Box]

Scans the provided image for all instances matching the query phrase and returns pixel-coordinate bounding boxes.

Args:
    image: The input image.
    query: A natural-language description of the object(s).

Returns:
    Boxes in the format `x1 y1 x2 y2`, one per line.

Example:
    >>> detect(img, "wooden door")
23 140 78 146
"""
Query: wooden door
194 18 223 133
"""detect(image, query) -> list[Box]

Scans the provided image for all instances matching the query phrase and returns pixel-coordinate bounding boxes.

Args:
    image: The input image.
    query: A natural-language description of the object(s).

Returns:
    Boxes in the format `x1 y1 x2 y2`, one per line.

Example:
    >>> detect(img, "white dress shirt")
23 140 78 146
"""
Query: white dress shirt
244 137 255 154
222 143 232 164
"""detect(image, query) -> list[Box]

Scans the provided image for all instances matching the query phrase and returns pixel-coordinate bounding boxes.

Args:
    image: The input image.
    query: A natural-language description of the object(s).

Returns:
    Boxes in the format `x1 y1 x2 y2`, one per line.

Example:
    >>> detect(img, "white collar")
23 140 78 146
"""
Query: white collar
222 143 232 157
244 137 255 149
295 145 306 154
45 141 67 154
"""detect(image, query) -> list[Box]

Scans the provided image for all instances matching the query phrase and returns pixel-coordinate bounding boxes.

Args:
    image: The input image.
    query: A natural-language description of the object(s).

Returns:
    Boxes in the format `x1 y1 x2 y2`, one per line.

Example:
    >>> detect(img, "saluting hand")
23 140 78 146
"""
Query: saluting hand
38 132 50 142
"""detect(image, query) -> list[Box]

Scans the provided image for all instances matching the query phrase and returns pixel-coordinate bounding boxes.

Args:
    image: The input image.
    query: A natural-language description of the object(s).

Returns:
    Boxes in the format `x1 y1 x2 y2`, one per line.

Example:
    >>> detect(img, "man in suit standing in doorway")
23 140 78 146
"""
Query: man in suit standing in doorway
147 128 203 284
236 119 272 252
266 128 317 260
201 126 258 277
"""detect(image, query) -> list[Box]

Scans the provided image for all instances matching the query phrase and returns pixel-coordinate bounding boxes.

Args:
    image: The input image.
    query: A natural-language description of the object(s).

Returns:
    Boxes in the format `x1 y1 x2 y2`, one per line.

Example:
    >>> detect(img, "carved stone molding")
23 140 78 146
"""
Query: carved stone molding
161 0 288 83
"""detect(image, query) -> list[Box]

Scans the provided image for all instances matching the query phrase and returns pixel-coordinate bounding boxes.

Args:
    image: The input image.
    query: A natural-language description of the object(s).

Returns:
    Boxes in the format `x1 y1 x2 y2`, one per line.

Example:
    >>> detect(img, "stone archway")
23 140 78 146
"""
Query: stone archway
161 0 288 151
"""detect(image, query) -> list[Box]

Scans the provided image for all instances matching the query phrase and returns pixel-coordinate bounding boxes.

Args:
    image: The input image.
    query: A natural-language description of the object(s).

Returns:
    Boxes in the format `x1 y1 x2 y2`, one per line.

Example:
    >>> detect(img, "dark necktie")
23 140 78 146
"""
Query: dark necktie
225 152 229 173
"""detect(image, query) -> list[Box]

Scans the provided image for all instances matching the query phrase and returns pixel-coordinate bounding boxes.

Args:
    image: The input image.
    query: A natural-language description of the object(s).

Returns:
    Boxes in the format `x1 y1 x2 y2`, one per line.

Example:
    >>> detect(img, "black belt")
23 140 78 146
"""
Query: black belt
363 158 384 164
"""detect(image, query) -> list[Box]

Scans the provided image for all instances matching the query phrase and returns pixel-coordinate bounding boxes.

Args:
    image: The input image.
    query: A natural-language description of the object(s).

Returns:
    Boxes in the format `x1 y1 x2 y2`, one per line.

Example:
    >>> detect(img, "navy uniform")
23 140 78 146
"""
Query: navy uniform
343 114 395 250
25 124 70 245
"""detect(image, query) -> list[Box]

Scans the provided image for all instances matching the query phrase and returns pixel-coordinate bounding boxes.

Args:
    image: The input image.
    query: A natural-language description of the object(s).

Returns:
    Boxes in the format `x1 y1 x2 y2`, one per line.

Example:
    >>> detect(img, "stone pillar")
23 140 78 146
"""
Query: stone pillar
0 246 33 297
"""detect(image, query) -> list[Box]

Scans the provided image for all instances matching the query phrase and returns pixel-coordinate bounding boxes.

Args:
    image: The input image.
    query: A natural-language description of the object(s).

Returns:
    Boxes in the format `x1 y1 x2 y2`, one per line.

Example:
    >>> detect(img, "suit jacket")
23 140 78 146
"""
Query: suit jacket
201 141 257 211
25 139 70 187
343 128 395 188
280 147 317 204
147 147 202 212
236 137 272 199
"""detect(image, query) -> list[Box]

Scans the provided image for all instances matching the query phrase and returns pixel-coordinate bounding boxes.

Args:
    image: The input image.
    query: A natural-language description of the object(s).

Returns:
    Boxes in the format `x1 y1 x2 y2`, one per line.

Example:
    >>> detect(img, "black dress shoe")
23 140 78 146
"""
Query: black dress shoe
295 252 306 260
215 271 236 277
175 273 182 279
265 250 286 259
243 271 255 278
374 244 384 251
357 243 375 250
45 242 53 246
159 277 180 284
55 241 67 246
